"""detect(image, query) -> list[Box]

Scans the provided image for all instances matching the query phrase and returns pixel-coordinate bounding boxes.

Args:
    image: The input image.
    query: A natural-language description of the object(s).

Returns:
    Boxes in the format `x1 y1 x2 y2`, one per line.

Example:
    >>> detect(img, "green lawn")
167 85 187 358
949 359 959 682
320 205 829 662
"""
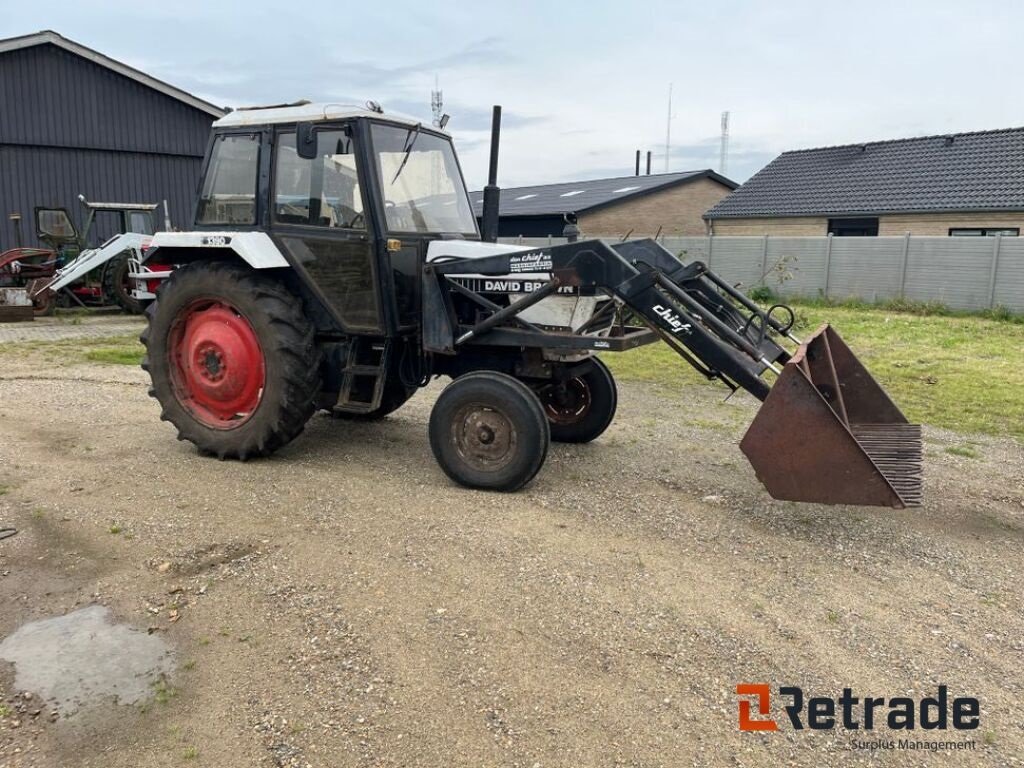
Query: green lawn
604 304 1024 440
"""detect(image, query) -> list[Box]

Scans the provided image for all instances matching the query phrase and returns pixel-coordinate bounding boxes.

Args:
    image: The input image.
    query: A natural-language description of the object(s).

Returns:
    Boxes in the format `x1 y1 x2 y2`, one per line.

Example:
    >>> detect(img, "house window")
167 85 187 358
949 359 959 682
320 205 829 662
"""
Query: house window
948 227 1019 237
828 217 879 236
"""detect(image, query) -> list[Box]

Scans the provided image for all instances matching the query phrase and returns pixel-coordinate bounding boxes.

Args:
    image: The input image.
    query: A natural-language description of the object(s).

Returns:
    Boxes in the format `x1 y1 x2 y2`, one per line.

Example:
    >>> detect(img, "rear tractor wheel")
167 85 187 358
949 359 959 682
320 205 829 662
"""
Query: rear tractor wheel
429 371 550 492
535 357 617 443
141 261 321 460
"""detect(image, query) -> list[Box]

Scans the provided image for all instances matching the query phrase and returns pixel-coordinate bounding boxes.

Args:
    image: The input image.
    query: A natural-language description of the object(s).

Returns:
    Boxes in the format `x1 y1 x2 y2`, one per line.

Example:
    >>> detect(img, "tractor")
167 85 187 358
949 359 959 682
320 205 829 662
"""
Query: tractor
8 196 159 315
133 101 922 505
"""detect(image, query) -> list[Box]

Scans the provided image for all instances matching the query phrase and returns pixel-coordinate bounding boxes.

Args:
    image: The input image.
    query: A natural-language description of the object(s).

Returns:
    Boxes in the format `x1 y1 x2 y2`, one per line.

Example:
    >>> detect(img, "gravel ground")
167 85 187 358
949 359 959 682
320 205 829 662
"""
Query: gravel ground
0 344 1021 767
0 316 145 344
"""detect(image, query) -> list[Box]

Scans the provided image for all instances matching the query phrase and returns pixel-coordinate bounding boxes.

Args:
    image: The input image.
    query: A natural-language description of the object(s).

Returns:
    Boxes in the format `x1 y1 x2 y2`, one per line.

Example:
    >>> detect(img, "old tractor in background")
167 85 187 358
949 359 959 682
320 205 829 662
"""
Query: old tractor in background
2 195 158 315
127 101 920 506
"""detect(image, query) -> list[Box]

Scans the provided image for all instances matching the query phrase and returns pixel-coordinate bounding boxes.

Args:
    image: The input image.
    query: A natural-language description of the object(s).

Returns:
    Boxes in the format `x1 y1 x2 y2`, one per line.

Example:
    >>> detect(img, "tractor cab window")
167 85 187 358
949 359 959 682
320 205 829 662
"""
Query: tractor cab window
371 123 477 235
126 211 155 235
274 130 365 229
197 134 259 226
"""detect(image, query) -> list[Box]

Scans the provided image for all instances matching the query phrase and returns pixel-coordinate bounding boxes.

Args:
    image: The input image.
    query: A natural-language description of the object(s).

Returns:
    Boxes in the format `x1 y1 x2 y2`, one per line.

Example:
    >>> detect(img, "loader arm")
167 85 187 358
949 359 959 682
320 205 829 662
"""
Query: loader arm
424 238 923 508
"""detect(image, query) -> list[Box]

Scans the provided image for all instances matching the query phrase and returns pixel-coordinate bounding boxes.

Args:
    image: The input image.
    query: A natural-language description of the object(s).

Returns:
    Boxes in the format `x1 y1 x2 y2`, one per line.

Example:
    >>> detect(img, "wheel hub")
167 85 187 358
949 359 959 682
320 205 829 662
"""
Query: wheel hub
168 300 265 429
453 405 517 471
541 378 591 425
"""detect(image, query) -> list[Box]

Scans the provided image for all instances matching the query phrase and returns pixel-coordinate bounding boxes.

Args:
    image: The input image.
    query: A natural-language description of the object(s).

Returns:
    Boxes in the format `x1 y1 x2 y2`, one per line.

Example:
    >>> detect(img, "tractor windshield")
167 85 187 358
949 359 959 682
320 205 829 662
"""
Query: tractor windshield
371 123 477 236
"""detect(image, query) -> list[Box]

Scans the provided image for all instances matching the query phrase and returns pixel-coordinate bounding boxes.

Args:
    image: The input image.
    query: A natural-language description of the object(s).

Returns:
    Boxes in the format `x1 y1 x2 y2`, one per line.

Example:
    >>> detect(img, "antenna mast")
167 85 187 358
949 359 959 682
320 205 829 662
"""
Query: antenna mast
431 75 443 128
664 82 673 173
720 110 730 176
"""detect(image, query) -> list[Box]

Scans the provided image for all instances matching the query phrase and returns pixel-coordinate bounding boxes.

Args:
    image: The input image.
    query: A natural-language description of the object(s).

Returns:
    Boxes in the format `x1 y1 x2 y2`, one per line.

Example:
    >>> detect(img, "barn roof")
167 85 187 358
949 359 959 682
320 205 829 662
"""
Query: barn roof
0 30 226 118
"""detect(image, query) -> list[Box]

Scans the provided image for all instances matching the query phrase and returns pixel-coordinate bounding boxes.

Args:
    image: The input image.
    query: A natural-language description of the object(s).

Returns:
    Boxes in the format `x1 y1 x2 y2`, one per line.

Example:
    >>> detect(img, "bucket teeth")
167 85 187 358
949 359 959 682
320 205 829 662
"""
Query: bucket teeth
850 424 923 507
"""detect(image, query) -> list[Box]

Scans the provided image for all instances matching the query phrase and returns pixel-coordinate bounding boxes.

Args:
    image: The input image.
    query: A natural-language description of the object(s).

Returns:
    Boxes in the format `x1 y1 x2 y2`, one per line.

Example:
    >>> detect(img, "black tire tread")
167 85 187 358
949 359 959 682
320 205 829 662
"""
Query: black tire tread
141 261 321 460
429 371 549 492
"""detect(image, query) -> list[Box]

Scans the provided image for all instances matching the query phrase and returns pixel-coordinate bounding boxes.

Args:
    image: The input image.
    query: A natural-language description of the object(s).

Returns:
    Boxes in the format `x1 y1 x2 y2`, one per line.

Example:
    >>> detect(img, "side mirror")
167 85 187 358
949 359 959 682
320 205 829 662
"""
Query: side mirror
296 123 318 160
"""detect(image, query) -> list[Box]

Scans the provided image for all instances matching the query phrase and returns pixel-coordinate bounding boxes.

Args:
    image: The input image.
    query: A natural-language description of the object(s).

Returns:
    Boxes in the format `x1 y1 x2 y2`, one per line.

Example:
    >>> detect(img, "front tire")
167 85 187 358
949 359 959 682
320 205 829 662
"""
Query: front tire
141 261 321 460
535 357 617 443
429 371 550 491
102 252 144 315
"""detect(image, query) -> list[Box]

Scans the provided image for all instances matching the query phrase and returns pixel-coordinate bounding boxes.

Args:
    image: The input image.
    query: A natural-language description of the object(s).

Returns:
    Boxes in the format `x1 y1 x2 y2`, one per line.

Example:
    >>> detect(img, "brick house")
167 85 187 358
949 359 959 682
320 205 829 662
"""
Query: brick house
705 127 1024 237
471 170 737 239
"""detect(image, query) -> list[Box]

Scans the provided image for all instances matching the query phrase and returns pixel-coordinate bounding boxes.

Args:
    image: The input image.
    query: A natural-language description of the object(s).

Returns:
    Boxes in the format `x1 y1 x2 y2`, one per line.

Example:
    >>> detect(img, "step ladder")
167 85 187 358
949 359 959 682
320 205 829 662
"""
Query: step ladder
335 338 391 414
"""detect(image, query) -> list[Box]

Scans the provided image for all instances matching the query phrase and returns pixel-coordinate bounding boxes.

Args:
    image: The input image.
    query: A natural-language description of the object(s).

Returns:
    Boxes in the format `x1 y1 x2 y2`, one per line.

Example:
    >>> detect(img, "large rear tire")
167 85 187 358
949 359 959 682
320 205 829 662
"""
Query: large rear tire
141 261 321 460
102 252 144 315
535 357 617 443
429 371 549 492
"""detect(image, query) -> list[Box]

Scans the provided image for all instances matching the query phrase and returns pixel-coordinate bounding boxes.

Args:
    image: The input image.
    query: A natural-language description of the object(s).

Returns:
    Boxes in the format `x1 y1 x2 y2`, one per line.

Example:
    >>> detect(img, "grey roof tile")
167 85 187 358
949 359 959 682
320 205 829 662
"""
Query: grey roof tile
471 170 736 217
705 127 1024 218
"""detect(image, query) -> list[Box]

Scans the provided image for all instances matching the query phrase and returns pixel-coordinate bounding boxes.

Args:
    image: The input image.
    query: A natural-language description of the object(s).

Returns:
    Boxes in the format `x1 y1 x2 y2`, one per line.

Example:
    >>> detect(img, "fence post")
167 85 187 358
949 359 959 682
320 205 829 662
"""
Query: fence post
760 235 769 285
898 232 911 298
823 233 833 298
987 233 1003 308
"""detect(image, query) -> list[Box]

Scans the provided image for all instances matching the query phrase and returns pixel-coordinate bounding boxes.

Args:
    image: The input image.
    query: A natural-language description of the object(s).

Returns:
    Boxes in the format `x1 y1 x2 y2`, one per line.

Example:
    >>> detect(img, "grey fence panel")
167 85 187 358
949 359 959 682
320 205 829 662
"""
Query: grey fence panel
827 237 906 302
902 237 994 309
764 238 828 298
497 233 1023 313
993 238 1024 312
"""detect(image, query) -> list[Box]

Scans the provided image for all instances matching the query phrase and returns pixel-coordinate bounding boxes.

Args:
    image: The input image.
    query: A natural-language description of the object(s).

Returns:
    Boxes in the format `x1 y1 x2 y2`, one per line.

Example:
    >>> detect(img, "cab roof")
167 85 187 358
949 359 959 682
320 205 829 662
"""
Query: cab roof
213 101 435 131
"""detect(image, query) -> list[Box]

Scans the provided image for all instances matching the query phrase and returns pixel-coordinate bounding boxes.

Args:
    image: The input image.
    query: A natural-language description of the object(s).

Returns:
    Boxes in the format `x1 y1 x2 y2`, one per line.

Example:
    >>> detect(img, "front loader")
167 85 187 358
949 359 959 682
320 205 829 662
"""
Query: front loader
135 101 921 506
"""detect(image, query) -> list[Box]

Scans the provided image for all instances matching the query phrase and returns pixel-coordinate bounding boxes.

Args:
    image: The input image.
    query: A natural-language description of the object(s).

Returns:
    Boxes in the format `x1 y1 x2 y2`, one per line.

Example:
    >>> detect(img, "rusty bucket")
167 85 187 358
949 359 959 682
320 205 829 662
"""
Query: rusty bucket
739 324 922 508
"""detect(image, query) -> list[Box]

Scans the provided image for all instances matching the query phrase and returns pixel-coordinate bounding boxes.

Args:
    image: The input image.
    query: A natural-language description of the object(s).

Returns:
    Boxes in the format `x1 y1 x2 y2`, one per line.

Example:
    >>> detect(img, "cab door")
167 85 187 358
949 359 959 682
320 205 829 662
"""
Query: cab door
269 124 384 335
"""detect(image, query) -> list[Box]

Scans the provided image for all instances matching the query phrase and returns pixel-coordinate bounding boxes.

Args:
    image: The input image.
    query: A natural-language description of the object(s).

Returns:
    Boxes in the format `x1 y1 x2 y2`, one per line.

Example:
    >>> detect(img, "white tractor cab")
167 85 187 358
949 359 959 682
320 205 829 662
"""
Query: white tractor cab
135 101 921 504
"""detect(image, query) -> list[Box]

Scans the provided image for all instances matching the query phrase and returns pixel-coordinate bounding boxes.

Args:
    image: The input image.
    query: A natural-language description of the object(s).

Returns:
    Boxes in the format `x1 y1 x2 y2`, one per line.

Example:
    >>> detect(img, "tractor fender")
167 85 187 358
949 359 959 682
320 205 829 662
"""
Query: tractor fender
146 231 288 269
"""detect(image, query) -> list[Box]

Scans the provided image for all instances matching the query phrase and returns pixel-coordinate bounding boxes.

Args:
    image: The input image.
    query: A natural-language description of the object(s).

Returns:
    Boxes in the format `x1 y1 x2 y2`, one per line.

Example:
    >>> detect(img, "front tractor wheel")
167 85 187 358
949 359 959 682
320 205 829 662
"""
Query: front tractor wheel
536 357 617 443
429 372 550 492
102 252 144 315
141 261 321 460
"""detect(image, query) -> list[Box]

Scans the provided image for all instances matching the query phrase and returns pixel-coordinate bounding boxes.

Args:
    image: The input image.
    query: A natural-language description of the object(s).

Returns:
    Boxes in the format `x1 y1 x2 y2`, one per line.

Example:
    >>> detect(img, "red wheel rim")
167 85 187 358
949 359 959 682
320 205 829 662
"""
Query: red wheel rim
167 299 265 429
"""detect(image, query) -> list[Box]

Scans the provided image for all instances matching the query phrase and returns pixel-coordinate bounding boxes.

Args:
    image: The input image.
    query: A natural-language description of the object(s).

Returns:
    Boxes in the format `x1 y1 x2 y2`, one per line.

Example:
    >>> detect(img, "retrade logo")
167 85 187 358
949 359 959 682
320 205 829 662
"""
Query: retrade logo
736 684 979 732
736 684 778 731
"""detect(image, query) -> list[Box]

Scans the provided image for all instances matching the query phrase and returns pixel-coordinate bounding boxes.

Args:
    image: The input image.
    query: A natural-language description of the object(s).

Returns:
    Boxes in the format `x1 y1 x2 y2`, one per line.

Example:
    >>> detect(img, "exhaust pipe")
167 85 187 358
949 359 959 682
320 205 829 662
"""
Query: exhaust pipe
480 105 502 243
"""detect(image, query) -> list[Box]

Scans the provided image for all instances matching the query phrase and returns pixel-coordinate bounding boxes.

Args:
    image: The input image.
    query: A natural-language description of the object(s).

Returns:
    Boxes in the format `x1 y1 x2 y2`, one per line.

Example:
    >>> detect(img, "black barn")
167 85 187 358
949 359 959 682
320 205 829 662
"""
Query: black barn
0 30 225 248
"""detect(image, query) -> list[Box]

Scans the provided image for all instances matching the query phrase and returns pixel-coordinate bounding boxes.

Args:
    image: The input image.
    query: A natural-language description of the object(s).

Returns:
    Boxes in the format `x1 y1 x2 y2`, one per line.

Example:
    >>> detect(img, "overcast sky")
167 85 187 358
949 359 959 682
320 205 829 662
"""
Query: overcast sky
7 1 1024 188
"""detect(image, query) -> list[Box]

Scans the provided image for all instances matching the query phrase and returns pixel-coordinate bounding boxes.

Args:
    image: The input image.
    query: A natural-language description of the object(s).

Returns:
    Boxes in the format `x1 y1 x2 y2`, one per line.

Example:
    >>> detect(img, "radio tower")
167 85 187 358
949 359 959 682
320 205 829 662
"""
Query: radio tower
431 75 443 128
720 111 730 176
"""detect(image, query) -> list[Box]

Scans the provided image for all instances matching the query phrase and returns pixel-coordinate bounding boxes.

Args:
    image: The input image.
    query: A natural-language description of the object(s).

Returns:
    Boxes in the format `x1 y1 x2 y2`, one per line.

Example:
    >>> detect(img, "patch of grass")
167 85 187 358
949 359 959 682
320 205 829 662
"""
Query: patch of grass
604 301 1024 440
152 676 176 705
84 345 143 365
0 485 8 496
0 703 12 718
945 445 979 459
826 609 840 624
109 523 123 535
0 333 143 367
182 746 198 760
182 659 196 671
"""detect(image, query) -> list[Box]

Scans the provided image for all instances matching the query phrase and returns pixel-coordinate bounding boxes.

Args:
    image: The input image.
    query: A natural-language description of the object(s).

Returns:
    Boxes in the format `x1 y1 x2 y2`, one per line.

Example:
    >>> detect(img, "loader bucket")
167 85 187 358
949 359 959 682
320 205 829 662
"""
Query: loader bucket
739 324 922 508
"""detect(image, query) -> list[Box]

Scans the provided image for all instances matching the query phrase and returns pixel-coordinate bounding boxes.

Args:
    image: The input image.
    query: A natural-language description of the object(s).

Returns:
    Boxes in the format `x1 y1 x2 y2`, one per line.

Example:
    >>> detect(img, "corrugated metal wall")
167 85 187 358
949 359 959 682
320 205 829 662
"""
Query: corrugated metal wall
0 42 215 248
499 234 1024 313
